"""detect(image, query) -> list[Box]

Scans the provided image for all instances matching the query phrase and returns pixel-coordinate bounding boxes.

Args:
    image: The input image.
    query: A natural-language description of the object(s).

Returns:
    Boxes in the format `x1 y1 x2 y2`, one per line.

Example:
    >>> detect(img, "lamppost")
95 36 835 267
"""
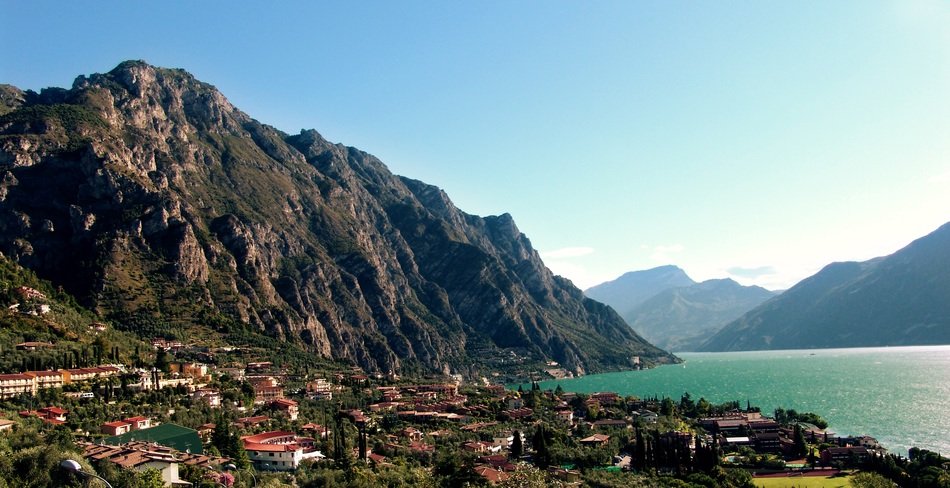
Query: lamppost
60 459 114 488
224 463 257 487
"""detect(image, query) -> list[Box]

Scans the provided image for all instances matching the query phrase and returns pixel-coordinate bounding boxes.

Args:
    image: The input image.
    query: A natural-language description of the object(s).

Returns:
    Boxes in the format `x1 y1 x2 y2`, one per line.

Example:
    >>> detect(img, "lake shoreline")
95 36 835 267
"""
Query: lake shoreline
513 345 950 456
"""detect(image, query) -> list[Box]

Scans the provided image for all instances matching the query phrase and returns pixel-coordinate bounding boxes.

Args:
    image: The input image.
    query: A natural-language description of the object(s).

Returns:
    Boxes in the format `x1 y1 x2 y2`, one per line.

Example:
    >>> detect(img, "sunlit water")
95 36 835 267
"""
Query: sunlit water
527 346 950 456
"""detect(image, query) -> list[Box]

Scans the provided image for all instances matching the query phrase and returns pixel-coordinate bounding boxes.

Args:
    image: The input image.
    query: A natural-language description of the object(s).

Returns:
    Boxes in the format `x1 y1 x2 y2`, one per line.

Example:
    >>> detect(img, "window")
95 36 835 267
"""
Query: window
269 452 274 457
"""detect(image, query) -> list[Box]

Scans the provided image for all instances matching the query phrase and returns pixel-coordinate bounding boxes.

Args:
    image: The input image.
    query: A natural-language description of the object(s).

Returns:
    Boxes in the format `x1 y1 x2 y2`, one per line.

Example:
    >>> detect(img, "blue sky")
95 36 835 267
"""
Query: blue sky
3 1 949 290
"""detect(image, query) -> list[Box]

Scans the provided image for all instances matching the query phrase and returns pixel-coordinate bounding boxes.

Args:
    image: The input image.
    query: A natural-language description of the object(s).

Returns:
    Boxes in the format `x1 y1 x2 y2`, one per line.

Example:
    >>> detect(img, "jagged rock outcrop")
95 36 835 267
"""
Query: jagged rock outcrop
0 61 675 375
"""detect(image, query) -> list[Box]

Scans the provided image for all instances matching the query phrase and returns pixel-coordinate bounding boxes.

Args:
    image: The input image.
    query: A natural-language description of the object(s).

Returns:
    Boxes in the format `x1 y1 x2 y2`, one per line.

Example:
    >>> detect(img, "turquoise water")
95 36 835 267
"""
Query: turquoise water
531 346 950 456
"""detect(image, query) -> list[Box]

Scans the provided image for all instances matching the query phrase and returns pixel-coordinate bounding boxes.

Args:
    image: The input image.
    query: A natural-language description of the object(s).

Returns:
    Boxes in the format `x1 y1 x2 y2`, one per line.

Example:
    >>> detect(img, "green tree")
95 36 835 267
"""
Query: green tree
498 464 563 488
851 471 895 488
660 397 676 417
533 424 552 468
793 424 808 458
154 348 170 373
212 415 249 468
510 430 524 459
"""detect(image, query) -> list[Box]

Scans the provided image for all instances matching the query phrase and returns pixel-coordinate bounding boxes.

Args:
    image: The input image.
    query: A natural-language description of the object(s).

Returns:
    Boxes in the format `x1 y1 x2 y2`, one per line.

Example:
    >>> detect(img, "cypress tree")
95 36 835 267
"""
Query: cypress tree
634 427 646 470
511 430 524 459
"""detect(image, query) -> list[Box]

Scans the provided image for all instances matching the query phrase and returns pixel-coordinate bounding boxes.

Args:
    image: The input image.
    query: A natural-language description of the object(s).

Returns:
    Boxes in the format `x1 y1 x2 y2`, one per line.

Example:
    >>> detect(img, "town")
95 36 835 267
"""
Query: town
0 285 946 487
1 350 937 487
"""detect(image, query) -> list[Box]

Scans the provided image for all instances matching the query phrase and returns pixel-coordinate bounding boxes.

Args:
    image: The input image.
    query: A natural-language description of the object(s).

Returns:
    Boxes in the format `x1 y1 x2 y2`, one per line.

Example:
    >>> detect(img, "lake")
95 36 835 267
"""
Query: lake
527 345 950 456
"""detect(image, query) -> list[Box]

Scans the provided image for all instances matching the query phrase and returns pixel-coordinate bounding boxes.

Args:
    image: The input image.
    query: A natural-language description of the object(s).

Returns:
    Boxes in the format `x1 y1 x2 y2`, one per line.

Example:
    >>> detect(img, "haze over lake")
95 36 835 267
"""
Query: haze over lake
529 345 950 456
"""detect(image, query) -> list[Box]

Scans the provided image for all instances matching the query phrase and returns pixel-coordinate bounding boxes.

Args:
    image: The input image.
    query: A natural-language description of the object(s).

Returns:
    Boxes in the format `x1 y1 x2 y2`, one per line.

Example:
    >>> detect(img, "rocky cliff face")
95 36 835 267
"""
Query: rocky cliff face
0 61 674 375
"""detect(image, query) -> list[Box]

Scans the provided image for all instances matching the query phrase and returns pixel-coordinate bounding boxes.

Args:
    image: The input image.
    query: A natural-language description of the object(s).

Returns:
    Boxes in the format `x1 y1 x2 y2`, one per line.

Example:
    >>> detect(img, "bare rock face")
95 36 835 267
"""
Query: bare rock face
0 61 675 375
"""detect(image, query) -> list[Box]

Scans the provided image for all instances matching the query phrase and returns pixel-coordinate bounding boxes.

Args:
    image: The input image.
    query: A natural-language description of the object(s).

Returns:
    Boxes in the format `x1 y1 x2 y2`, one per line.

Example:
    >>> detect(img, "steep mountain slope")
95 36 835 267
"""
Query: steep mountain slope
626 279 776 351
700 222 950 351
584 265 695 317
0 61 675 376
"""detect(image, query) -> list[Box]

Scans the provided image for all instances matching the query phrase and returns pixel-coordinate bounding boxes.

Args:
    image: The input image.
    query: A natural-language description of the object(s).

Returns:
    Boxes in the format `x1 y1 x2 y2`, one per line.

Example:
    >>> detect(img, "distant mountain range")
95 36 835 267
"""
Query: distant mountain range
700 222 950 351
585 265 695 317
0 61 675 377
626 278 776 351
585 266 775 351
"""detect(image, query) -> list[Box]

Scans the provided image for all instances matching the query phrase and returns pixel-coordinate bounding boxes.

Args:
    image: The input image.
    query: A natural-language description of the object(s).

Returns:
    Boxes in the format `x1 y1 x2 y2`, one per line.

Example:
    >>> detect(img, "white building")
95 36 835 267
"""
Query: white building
242 431 324 471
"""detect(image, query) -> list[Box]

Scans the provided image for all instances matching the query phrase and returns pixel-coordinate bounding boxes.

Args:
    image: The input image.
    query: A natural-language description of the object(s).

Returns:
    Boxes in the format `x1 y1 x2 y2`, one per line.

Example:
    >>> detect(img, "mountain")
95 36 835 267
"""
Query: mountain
0 61 675 376
625 278 776 352
700 222 950 351
584 265 696 317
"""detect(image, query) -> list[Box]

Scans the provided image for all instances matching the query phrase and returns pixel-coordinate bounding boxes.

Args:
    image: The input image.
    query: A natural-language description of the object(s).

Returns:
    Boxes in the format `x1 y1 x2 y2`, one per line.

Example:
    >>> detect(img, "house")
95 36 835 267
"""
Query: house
399 427 423 442
18 407 66 425
0 419 16 432
272 398 299 421
503 407 533 420
478 454 516 471
367 452 388 466
579 434 611 446
102 421 133 436
234 416 270 429
590 392 620 405
25 370 65 390
0 373 37 398
253 385 284 405
197 423 216 440
463 441 495 454
38 406 68 422
754 432 781 453
474 465 509 484
637 410 659 424
301 423 328 438
492 432 514 450
549 466 582 482
821 446 870 466
556 408 574 424
192 388 221 408
82 442 190 487
215 367 246 381
307 378 334 400
171 362 208 380
63 368 100 383
123 416 152 431
593 419 629 430
242 431 324 471
416 383 459 397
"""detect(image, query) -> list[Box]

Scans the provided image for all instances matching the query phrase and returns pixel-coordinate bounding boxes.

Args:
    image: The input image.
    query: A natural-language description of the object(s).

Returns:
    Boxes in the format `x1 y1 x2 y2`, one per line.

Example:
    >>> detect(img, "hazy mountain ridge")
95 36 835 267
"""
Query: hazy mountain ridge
700 222 950 351
0 61 675 376
584 265 696 317
585 267 774 351
626 278 776 352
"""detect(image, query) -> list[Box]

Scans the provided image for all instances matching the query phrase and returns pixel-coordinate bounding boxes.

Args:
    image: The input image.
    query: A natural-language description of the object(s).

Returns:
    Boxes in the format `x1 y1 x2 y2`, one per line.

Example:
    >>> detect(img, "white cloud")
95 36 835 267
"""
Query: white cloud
540 246 595 259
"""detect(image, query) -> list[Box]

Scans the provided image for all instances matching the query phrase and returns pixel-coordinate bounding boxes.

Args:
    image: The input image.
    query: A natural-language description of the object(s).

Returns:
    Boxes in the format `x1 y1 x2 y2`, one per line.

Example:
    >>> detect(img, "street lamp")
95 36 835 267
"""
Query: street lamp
60 459 114 488
224 463 257 487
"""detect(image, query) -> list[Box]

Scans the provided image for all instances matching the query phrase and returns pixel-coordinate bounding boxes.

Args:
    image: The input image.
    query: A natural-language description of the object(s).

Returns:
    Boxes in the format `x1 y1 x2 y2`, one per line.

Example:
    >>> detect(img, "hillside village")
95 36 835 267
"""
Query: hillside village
0 340 915 487
1 277 948 487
